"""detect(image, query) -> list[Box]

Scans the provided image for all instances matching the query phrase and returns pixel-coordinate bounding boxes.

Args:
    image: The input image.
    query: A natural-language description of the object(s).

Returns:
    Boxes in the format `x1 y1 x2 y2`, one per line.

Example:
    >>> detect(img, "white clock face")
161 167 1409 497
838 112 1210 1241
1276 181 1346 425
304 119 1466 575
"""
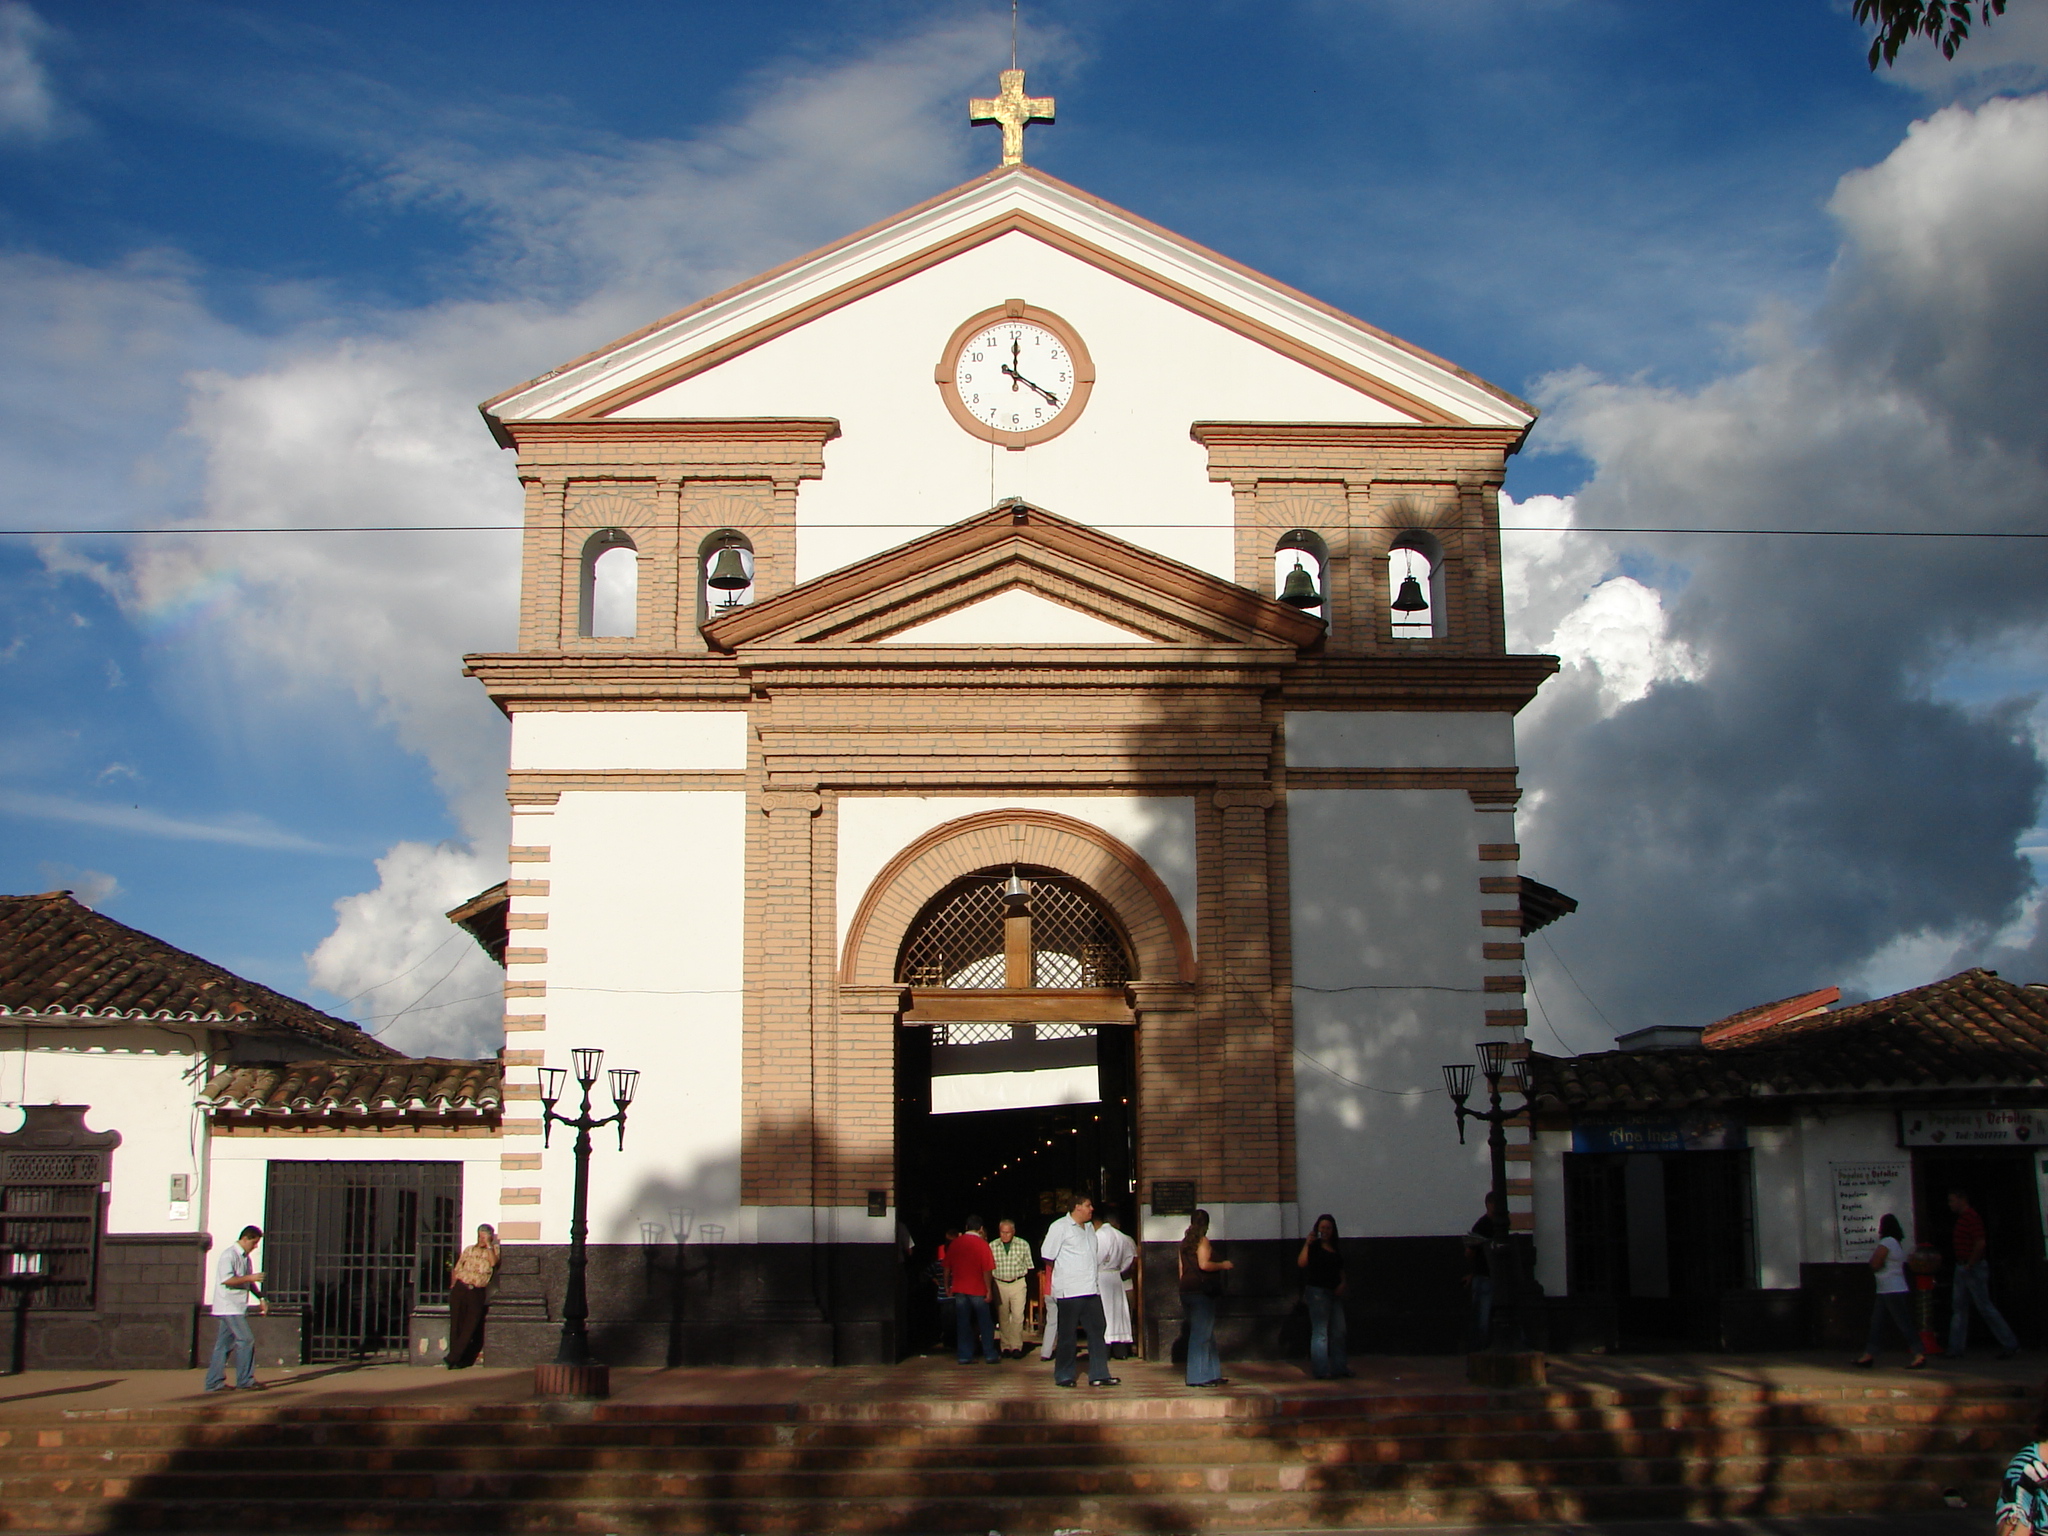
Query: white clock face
953 322 1076 434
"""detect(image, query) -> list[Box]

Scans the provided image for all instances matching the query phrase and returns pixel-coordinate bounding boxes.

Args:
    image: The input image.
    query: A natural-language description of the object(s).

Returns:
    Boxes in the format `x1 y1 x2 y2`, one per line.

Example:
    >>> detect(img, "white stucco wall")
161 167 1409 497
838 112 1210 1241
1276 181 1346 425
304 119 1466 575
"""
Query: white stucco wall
1749 1120 1806 1288
835 795 1198 963
0 1036 207 1235
1287 788 1496 1238
520 788 747 1250
1795 1108 1908 1266
1284 711 1516 769
510 711 748 772
622 232 1409 583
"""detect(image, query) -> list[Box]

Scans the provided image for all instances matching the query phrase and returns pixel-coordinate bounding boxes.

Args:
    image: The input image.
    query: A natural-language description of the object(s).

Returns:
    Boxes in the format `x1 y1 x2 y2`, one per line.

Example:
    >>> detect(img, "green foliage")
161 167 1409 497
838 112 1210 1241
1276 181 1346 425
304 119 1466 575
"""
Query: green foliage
1853 0 2010 69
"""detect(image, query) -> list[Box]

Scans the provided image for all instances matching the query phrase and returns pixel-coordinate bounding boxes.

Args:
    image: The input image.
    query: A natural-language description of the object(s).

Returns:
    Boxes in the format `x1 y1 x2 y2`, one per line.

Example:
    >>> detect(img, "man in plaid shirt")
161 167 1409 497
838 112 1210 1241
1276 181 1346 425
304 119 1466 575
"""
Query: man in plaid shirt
990 1218 1035 1357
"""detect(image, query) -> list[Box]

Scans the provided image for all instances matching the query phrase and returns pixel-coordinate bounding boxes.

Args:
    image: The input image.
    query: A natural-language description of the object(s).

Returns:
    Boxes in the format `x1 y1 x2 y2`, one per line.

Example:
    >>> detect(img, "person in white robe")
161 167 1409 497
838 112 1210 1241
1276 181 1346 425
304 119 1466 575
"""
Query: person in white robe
1095 1208 1138 1357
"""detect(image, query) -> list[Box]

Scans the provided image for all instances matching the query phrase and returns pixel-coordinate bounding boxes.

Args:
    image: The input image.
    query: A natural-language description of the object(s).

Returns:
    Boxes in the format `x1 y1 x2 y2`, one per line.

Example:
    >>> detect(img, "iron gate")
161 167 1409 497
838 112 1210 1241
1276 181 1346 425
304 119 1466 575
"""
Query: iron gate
263 1162 461 1362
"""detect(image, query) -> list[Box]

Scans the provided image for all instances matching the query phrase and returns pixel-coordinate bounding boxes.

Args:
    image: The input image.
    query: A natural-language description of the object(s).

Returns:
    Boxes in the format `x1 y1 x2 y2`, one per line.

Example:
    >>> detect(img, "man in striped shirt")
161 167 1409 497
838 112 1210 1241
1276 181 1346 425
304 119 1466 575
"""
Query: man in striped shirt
990 1218 1035 1357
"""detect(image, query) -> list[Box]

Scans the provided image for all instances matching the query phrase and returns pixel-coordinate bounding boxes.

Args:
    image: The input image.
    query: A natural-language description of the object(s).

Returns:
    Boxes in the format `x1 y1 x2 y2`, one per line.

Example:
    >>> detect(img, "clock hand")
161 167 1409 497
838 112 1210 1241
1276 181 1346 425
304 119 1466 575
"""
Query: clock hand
1000 364 1062 407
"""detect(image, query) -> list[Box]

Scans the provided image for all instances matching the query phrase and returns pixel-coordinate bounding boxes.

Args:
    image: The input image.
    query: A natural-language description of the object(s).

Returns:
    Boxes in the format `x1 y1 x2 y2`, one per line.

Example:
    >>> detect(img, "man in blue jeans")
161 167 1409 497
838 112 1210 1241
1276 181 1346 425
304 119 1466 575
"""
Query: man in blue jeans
203 1225 267 1392
1947 1190 2019 1360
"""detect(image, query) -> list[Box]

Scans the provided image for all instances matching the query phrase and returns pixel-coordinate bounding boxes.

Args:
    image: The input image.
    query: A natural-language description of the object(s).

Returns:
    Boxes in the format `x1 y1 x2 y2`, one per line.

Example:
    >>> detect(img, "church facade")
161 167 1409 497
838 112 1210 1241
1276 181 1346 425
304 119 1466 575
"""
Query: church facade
463 151 1557 1364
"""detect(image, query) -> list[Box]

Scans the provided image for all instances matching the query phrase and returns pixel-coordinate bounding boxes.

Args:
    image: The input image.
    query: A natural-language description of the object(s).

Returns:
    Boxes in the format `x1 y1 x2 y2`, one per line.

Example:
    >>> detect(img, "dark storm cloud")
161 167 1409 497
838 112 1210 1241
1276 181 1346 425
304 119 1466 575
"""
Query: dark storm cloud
1515 93 2048 1039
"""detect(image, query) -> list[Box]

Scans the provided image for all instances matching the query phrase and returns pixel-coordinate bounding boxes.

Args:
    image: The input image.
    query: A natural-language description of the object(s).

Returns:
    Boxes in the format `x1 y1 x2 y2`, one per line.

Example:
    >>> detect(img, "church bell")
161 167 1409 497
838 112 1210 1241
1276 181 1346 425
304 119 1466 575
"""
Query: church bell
1392 574 1430 612
707 546 751 591
1278 561 1322 609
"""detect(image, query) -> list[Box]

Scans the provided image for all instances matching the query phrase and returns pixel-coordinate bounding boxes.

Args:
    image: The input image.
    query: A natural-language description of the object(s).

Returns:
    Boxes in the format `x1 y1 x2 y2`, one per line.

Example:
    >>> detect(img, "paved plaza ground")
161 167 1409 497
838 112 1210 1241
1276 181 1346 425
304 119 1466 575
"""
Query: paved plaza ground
1 1348 2038 1419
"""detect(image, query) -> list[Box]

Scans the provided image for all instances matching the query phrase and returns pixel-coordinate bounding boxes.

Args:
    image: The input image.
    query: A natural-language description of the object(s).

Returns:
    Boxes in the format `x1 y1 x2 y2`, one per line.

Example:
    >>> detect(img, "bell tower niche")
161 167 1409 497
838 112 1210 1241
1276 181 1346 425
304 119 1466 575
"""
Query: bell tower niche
1195 420 1525 657
497 418 839 652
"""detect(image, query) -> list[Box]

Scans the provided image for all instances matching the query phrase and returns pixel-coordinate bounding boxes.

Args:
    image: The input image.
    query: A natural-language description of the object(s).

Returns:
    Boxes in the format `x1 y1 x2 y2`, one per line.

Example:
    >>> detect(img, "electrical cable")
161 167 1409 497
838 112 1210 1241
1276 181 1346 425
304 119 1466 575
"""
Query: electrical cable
1291 1048 1434 1097
3 524 2045 538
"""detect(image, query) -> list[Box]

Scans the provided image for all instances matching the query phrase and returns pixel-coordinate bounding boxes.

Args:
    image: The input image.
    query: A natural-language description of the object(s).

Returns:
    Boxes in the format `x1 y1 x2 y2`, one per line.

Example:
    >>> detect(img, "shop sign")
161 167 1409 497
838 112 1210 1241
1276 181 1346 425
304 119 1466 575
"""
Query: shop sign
1899 1107 2048 1147
1833 1161 1909 1261
1571 1112 1746 1154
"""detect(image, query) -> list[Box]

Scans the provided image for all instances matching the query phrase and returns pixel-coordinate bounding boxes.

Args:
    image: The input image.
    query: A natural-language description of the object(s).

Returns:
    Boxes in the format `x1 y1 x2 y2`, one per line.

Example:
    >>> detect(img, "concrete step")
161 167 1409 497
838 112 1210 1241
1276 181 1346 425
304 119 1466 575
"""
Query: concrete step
0 1449 2011 1502
0 1478 2006 1535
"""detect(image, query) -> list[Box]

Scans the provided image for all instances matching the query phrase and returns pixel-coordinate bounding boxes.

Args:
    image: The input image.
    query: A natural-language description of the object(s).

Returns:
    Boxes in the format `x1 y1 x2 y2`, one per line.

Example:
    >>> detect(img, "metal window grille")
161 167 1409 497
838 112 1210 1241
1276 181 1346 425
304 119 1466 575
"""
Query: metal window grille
897 871 1134 987
263 1161 461 1362
0 1152 103 1311
932 1021 1100 1046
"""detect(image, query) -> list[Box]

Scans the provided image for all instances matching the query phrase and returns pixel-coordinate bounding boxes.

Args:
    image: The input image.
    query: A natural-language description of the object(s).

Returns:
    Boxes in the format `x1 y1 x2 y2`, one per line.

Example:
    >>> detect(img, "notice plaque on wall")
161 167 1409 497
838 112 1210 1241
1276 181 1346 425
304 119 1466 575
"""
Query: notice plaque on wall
1833 1161 1910 1261
1151 1180 1196 1216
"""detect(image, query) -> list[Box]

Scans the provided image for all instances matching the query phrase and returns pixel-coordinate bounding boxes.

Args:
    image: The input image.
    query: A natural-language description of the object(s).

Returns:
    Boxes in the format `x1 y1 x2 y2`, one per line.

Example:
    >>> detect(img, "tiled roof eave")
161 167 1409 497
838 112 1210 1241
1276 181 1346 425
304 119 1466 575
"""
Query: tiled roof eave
1 1003 243 1024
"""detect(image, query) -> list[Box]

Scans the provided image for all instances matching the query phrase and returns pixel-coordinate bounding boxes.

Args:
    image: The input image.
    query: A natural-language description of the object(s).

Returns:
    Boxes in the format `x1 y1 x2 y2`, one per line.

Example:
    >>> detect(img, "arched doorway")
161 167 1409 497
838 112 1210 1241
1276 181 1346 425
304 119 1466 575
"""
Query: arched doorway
892 867 1141 1354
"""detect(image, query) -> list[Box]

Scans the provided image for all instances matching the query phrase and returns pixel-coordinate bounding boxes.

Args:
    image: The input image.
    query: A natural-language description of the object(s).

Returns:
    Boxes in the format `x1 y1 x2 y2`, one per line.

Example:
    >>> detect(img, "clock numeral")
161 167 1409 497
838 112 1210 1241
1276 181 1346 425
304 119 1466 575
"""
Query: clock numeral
970 352 983 362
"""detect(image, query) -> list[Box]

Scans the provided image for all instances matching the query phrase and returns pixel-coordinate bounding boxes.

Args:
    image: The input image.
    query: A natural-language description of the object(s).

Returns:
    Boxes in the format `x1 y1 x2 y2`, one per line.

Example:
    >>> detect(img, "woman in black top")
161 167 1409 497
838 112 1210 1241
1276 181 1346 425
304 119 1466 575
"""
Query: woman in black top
1296 1213 1351 1379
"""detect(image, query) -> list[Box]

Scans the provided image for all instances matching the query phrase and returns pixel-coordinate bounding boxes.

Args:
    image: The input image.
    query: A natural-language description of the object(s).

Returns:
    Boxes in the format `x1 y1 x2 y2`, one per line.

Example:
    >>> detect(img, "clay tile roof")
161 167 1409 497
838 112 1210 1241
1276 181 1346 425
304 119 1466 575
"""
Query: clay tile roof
1533 969 2048 1113
0 891 397 1060
199 1059 502 1117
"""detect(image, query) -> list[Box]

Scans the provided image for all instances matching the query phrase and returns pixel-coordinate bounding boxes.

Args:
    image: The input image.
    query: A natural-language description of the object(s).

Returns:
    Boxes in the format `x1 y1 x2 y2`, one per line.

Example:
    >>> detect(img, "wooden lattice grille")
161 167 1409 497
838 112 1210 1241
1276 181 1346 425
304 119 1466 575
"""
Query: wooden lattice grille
897 870 1134 988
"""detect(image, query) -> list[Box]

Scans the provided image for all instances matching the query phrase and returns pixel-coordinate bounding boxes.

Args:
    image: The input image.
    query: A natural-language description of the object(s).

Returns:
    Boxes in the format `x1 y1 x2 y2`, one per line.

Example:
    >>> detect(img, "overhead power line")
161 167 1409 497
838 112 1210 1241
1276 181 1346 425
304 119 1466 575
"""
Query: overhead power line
1 524 2044 539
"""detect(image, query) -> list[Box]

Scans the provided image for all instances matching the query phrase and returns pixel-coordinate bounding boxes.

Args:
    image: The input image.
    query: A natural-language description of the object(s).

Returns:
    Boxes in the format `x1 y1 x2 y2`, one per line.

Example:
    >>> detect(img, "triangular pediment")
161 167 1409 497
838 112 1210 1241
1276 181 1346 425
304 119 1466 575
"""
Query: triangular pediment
880 589 1158 646
482 167 1531 435
701 503 1326 653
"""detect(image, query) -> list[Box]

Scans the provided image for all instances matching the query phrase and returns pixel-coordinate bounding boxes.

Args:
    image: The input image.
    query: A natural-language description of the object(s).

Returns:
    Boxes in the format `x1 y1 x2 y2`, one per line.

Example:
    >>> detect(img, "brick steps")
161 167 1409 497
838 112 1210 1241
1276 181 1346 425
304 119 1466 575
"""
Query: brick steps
0 1379 2025 1533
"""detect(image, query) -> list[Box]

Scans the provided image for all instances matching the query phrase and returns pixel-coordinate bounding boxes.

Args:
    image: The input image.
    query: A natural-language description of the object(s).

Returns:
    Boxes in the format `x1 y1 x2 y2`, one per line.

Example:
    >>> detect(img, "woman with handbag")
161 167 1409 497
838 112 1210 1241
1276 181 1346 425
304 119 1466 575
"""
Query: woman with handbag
446 1223 501 1369
1852 1213 1926 1369
1179 1209 1234 1388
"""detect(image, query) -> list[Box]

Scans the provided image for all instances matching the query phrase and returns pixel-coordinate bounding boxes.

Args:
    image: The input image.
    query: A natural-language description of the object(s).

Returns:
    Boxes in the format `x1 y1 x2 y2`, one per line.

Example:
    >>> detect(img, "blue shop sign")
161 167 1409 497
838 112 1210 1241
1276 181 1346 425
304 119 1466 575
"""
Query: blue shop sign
1572 1113 1747 1154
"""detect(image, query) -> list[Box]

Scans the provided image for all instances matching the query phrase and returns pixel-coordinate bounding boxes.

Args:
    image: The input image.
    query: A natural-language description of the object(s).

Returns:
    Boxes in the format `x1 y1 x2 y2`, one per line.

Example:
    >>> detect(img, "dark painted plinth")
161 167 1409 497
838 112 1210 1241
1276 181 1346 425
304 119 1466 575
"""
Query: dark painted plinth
21 1233 209 1371
534 1362 609 1398
1467 1349 1546 1386
485 1241 901 1367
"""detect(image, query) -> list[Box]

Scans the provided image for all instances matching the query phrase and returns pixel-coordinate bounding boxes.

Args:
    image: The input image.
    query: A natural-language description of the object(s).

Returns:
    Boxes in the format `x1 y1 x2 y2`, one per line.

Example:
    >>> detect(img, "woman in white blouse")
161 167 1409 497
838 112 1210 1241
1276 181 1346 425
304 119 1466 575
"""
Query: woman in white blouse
1852 1213 1926 1369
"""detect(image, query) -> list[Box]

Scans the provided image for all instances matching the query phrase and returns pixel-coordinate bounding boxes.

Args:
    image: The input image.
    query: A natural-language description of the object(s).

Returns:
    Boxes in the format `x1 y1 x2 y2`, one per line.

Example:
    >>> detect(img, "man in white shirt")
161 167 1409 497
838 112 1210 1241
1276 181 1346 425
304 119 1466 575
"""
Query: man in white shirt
1039 1194 1116 1387
203 1224 268 1393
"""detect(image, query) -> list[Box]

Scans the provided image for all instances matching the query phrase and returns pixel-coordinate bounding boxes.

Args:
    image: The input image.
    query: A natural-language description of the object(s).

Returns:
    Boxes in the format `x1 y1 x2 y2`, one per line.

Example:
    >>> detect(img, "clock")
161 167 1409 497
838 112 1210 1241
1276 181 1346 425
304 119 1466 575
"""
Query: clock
935 301 1095 448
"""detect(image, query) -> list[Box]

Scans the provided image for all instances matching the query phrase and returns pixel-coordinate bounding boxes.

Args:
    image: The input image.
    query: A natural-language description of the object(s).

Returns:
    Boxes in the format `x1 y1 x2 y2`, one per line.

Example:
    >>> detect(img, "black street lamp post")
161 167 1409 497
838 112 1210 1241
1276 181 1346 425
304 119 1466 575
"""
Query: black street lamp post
535 1047 638 1399
3 1248 49 1376
1443 1041 1544 1384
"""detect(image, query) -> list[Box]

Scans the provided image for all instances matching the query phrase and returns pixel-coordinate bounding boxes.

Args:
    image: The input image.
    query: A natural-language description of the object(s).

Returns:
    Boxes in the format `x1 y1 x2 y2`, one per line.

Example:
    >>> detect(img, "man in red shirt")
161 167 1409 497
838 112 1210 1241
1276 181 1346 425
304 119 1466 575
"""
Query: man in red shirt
1948 1189 2019 1359
945 1216 1000 1364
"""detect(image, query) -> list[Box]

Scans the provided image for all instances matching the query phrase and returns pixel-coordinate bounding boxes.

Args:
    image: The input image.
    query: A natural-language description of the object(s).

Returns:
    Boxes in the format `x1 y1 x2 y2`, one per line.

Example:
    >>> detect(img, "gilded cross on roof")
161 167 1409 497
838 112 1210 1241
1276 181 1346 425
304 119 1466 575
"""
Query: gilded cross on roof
970 69 1054 167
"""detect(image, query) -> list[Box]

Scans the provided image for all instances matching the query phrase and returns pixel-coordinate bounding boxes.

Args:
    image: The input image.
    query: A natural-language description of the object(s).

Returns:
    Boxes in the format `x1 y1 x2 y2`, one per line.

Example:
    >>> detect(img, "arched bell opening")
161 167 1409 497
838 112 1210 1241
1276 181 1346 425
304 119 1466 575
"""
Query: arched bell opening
1272 528 1329 623
1388 529 1447 640
890 866 1139 1357
579 528 639 638
697 528 755 628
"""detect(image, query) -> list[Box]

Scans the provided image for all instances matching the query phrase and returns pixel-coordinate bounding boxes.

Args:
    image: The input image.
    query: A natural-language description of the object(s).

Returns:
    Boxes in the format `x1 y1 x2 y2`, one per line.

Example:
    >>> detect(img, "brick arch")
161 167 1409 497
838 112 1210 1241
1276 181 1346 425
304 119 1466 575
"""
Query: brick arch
840 810 1196 987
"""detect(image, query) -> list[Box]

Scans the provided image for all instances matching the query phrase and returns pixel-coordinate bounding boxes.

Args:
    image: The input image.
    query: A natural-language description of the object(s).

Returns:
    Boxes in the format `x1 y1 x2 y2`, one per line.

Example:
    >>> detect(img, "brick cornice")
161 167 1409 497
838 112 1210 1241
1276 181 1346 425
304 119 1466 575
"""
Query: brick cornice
463 649 1559 713
1191 420 1528 462
493 415 841 460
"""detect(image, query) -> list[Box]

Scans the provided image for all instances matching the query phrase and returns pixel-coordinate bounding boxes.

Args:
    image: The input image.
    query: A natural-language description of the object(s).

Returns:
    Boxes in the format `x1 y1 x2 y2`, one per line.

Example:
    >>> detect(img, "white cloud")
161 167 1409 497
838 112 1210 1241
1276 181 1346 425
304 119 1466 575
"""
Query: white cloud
1878 2 2048 100
33 861 118 909
0 786 339 853
1512 91 2048 1040
10 14 1023 1054
0 2 59 138
308 840 506 1057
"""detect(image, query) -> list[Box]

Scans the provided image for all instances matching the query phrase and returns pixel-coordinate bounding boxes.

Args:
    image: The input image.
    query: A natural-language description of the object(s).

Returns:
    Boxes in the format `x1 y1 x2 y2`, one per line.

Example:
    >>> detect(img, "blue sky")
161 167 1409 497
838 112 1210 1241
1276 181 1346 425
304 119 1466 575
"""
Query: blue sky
2 0 2045 1056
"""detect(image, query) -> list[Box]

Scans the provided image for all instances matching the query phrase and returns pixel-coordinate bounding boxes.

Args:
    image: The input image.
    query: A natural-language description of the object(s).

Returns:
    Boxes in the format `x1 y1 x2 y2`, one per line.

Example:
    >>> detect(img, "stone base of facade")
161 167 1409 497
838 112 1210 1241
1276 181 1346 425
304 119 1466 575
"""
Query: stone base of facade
16 1233 208 1370
481 1241 902 1368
